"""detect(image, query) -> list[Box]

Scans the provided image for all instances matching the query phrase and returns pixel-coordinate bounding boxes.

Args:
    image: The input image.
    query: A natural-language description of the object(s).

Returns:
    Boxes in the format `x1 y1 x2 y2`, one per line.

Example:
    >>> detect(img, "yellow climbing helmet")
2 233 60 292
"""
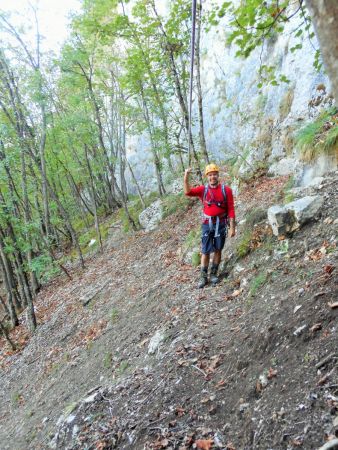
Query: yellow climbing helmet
204 163 220 176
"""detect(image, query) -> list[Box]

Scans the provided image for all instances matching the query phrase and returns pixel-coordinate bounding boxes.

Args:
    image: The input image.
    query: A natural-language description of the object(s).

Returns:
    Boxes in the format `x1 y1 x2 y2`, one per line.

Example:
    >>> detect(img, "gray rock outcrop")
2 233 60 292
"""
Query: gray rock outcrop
138 199 163 231
268 195 324 236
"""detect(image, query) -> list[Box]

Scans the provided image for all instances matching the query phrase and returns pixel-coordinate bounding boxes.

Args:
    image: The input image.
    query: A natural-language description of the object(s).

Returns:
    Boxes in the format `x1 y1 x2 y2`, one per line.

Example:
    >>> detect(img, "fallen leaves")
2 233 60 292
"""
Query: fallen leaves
175 406 186 417
310 323 322 332
227 288 243 300
267 367 278 379
195 439 214 450
328 302 338 309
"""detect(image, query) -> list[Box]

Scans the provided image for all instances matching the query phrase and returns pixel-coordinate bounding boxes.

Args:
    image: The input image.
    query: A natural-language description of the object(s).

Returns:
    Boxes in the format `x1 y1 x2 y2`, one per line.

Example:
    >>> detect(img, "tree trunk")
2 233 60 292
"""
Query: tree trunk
306 0 338 103
127 159 146 208
151 3 202 177
84 144 103 252
196 1 209 164
0 319 16 351
0 240 22 320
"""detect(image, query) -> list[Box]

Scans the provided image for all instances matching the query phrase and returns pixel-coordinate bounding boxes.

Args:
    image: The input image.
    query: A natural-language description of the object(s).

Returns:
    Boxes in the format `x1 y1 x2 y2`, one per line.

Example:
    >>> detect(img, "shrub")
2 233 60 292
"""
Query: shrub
191 251 201 267
249 271 268 297
162 192 190 218
296 107 338 162
235 207 267 258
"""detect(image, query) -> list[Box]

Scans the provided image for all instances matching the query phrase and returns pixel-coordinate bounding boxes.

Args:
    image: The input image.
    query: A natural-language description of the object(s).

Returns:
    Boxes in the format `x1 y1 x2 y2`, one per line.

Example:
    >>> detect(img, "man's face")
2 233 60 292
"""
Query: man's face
207 171 219 186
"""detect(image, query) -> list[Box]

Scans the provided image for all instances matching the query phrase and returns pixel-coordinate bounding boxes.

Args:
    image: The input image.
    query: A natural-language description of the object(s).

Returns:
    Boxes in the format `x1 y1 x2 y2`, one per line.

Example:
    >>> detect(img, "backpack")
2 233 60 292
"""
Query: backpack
203 184 227 211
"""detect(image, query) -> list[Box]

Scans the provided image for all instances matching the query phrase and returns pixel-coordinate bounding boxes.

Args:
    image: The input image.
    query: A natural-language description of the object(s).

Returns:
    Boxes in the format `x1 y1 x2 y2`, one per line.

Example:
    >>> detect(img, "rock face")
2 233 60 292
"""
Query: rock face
138 199 163 231
268 157 304 177
268 195 324 236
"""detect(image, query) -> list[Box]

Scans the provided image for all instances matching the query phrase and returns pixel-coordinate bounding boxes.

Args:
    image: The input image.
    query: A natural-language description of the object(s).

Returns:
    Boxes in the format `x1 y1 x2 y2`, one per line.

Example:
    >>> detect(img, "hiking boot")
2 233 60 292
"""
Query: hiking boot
210 264 220 286
198 267 208 289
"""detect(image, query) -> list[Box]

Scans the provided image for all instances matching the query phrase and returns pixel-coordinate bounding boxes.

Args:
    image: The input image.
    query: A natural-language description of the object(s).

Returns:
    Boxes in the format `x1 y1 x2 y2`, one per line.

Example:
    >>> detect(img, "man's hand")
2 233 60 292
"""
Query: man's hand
229 219 236 237
184 167 192 179
229 226 236 237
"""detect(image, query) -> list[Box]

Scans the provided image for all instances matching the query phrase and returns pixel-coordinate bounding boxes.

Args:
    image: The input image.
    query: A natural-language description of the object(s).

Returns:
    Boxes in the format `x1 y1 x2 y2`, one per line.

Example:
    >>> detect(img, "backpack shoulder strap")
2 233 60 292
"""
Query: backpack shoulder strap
203 184 209 202
221 184 227 203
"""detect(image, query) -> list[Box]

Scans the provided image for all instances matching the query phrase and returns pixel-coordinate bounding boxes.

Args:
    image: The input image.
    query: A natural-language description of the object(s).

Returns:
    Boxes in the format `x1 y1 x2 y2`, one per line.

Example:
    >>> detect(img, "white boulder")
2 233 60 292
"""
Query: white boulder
268 195 324 236
139 199 163 231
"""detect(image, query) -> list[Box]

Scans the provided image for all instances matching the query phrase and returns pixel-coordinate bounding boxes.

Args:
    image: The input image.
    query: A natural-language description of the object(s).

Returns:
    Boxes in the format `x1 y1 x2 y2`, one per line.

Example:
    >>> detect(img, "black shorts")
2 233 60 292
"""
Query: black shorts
201 222 227 255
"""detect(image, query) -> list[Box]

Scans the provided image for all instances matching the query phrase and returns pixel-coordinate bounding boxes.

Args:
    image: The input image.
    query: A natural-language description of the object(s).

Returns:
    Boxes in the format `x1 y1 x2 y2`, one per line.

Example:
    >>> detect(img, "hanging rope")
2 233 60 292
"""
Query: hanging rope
187 0 197 165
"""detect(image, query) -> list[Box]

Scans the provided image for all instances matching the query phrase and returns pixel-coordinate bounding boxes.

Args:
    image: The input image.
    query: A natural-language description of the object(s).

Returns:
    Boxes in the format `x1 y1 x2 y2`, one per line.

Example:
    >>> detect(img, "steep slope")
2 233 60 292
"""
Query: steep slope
0 173 337 450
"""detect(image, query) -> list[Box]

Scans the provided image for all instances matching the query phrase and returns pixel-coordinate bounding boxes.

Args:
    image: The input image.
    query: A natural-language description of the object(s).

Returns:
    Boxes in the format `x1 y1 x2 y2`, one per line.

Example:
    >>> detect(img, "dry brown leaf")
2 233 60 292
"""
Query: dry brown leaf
175 406 185 417
256 380 262 393
195 439 214 450
231 288 243 298
291 438 303 447
328 302 338 309
226 442 236 450
310 323 322 332
324 264 335 274
267 367 278 379
215 379 226 389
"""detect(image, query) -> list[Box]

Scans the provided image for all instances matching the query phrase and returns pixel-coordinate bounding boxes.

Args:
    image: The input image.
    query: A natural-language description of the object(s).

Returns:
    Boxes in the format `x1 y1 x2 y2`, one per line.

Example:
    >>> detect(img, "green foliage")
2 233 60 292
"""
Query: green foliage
103 351 112 369
296 108 338 162
11 391 23 407
249 271 268 297
191 251 201 267
236 229 252 258
63 402 78 417
206 0 320 88
110 308 119 323
185 226 200 250
116 360 129 376
236 207 267 258
162 192 190 219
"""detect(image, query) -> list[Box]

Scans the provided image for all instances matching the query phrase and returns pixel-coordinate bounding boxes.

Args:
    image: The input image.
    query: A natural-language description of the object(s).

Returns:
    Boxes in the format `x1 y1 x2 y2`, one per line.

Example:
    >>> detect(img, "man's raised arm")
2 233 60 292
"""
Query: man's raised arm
184 168 192 195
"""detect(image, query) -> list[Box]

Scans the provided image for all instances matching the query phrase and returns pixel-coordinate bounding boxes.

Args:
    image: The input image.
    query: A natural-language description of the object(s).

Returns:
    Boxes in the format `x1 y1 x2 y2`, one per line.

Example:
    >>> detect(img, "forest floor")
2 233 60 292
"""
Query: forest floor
0 172 337 450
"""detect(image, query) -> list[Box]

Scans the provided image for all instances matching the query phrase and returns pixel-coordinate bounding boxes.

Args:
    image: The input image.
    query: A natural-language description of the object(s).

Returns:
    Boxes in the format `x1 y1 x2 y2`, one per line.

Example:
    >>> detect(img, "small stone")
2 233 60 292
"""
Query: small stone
148 329 166 354
277 407 285 418
239 403 250 413
294 305 302 313
259 373 268 388
297 404 306 411
213 432 224 448
293 324 307 336
84 392 99 404
66 414 76 424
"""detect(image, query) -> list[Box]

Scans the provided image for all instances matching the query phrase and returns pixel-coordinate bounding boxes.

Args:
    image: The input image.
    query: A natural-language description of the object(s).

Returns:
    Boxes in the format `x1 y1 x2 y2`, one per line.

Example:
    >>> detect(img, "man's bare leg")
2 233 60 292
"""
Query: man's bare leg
212 250 222 266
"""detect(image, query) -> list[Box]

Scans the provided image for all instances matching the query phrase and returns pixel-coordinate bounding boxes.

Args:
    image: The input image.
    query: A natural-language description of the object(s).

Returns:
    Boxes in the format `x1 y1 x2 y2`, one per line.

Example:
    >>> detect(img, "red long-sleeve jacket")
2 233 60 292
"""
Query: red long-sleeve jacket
185 184 235 219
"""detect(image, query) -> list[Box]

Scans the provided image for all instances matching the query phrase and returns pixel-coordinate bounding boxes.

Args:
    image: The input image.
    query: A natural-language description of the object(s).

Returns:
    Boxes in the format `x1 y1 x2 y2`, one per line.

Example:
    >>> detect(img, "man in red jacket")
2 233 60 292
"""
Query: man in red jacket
184 163 236 288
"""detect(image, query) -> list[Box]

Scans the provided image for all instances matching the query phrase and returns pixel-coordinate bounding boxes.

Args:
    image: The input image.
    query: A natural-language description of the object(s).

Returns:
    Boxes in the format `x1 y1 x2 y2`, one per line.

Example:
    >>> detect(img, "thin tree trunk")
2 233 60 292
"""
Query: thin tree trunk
150 1 201 174
196 1 209 164
139 85 166 196
127 159 145 208
21 149 40 293
0 239 22 317
84 144 103 251
0 319 16 351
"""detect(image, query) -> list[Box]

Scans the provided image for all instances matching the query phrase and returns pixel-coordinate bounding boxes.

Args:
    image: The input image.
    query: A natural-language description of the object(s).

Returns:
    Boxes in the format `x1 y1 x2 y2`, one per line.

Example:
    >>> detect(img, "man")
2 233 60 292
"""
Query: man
184 163 236 288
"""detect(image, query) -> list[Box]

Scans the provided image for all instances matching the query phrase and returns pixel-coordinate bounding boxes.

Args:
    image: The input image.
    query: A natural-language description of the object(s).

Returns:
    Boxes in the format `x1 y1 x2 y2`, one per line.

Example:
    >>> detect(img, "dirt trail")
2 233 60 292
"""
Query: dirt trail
0 174 337 450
